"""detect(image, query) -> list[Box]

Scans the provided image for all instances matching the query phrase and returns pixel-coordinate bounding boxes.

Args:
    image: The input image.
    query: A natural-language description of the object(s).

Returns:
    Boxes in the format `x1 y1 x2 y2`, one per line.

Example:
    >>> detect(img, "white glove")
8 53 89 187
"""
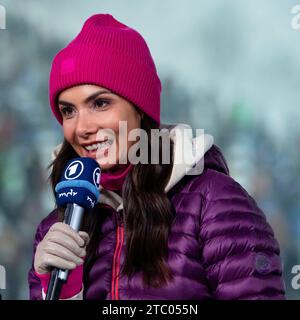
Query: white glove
34 222 89 274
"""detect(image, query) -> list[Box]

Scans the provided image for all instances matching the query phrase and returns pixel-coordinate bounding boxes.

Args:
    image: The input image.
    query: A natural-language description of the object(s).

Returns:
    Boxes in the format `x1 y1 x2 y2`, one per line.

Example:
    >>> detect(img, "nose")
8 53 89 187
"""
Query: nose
75 109 98 139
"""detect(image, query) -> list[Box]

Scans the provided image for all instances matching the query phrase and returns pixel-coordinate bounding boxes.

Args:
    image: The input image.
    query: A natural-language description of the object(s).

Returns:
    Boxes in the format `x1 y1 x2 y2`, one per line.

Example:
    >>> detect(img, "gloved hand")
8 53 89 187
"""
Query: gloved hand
34 222 89 299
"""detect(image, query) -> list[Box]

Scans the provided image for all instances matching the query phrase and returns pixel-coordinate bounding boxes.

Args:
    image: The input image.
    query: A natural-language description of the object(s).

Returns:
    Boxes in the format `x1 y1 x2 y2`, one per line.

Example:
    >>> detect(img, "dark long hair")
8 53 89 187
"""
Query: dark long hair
48 114 174 288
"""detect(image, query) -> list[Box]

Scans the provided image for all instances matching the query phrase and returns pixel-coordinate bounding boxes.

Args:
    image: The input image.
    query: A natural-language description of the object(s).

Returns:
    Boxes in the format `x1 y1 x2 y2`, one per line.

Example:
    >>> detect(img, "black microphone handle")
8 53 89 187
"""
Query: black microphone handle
45 269 63 300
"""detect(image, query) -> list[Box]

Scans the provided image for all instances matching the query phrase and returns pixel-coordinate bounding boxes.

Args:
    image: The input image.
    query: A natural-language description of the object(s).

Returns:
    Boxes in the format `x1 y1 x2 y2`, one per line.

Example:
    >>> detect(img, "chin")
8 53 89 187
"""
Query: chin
97 162 118 172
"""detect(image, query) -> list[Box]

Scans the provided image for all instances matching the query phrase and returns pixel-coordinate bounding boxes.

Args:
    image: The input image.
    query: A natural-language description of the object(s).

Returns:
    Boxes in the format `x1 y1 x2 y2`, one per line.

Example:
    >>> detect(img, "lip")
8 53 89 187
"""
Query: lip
82 147 109 160
83 149 98 159
81 139 112 159
81 139 108 147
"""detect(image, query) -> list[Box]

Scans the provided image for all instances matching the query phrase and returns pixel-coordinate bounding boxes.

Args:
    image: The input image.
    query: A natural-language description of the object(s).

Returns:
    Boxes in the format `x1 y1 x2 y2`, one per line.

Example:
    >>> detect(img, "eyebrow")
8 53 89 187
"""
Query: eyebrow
58 89 112 107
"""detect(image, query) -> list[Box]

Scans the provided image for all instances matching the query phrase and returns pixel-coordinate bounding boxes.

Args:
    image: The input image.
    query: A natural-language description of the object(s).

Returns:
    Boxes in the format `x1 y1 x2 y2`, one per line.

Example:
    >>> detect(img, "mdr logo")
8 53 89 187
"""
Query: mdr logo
0 4 6 30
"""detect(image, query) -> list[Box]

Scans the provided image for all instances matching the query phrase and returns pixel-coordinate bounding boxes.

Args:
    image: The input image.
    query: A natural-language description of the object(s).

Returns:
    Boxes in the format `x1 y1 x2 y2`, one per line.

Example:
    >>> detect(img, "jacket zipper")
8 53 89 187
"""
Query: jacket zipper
111 212 124 300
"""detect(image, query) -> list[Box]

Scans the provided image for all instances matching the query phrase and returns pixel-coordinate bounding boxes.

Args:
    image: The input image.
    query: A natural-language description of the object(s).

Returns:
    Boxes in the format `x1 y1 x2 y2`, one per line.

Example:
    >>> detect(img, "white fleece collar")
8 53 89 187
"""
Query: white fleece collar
162 123 214 192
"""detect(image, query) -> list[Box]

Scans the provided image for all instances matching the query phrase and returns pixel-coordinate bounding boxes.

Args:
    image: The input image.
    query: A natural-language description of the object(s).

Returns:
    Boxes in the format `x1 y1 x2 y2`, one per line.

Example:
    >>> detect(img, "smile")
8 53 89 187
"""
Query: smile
83 139 113 152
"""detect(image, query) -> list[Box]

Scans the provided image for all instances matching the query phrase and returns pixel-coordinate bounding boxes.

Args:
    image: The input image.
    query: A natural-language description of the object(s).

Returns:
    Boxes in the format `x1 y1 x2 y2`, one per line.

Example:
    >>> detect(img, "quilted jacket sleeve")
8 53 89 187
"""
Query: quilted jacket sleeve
28 211 58 300
200 172 286 299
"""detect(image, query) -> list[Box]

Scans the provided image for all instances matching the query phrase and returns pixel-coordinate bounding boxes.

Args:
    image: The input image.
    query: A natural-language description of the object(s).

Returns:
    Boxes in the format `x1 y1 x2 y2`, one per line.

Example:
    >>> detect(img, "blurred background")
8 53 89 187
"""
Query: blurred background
0 0 300 299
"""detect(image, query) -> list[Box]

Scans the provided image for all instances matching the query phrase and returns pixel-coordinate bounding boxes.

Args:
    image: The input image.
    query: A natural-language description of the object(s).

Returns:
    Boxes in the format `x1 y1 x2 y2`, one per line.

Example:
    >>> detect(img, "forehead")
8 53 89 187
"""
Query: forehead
58 84 112 101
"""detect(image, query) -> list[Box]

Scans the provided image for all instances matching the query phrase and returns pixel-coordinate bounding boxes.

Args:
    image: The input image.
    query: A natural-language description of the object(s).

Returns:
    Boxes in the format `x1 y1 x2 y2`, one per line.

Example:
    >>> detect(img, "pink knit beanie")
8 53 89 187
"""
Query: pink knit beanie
49 14 161 125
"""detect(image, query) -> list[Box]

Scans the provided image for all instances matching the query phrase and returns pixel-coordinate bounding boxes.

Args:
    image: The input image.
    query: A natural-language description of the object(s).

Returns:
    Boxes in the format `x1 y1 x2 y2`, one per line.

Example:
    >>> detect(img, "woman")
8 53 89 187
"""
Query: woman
28 14 285 300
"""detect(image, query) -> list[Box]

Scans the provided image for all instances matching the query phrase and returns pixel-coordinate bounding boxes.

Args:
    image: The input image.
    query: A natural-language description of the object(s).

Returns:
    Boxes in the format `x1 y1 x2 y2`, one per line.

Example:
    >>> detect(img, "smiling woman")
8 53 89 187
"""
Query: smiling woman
28 13 285 300
57 84 142 171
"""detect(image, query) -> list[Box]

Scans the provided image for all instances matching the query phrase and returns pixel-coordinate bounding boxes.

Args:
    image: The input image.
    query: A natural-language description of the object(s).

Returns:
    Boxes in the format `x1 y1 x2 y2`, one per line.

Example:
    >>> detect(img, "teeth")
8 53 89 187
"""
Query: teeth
84 140 112 151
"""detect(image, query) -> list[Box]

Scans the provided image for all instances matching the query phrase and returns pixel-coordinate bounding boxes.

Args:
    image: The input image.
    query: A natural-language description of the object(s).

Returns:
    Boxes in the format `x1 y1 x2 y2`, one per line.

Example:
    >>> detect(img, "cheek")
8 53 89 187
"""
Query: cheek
113 124 136 155
96 111 120 133
62 125 74 144
126 116 141 144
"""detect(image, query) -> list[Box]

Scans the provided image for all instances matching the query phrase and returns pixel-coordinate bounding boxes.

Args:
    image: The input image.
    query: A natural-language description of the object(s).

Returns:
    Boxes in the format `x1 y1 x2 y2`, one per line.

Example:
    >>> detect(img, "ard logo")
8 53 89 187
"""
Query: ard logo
0 5 6 30
93 167 101 188
65 160 84 180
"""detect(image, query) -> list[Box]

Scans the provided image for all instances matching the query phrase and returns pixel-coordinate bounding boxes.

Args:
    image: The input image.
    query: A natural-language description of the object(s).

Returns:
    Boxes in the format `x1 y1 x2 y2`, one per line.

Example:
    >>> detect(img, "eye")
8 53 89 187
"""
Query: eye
59 105 75 118
93 99 109 110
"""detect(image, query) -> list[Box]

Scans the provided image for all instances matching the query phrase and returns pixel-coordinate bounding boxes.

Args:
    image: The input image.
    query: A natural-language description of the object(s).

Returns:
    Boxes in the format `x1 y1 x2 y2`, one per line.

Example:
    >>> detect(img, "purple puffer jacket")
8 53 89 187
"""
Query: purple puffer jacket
28 144 286 300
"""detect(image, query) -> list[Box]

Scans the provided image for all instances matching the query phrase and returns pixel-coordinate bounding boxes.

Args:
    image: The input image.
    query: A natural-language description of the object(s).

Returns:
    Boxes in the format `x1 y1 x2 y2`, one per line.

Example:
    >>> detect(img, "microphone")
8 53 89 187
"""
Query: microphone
45 157 101 300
